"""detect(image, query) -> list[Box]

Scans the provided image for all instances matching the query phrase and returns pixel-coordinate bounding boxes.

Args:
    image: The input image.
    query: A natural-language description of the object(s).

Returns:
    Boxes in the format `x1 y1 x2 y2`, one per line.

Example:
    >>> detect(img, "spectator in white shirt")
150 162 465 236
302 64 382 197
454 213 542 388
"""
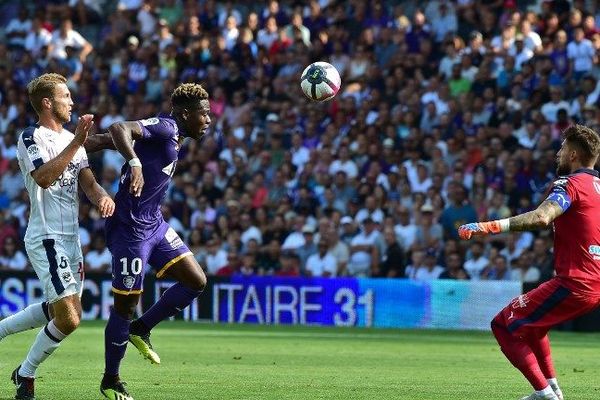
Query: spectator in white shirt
205 238 228 275
520 20 542 53
24 17 51 57
463 241 489 280
49 19 93 61
541 87 570 123
355 195 385 224
329 146 358 179
240 213 263 246
431 3 457 43
257 16 279 49
0 236 28 271
100 103 125 131
509 34 534 71
86 235 112 272
568 27 595 80
394 206 417 251
510 251 541 283
5 8 31 49
348 218 380 277
408 248 444 280
290 132 311 170
305 240 337 277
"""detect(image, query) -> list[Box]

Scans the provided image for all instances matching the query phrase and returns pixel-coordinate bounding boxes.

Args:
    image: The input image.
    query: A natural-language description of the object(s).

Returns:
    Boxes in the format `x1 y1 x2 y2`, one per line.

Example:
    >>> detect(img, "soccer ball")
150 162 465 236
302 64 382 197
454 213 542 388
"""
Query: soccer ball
300 62 341 102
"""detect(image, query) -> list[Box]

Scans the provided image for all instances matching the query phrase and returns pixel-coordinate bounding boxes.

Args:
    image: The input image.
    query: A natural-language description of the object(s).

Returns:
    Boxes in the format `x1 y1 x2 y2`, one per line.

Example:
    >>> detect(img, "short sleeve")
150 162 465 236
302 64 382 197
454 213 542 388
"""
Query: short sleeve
17 127 50 173
76 146 89 169
70 30 87 48
137 117 177 141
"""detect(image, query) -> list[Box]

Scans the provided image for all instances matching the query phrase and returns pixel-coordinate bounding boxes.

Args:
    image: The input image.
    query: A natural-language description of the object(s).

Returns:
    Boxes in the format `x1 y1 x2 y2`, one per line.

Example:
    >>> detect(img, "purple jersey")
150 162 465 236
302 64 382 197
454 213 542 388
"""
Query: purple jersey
111 116 180 239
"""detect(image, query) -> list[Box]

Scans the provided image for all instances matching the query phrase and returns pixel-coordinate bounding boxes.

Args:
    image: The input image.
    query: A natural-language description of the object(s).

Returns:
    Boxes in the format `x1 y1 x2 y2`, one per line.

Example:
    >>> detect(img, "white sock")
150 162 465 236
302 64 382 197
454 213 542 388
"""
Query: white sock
0 302 50 339
548 378 563 398
19 320 67 378
536 386 556 398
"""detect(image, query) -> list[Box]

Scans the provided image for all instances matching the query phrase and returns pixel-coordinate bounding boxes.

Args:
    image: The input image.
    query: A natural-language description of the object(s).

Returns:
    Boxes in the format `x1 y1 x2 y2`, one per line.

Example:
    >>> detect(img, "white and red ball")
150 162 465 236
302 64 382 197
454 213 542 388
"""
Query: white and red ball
300 62 341 102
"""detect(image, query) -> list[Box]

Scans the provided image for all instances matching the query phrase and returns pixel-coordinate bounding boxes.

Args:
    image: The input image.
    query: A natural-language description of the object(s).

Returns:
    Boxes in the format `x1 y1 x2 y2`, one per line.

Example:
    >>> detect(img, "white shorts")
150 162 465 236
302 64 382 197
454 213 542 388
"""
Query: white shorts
25 237 84 304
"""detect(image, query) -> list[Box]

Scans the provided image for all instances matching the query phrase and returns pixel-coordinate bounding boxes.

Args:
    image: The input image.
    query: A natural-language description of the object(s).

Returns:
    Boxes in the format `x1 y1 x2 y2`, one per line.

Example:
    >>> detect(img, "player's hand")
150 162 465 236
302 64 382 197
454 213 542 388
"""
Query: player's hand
129 166 144 197
98 196 115 218
74 114 94 146
458 221 502 240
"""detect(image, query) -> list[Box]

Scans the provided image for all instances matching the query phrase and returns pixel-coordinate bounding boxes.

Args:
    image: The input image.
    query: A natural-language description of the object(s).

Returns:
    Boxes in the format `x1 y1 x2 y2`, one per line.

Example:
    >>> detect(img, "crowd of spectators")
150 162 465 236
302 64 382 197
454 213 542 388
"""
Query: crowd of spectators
0 0 599 284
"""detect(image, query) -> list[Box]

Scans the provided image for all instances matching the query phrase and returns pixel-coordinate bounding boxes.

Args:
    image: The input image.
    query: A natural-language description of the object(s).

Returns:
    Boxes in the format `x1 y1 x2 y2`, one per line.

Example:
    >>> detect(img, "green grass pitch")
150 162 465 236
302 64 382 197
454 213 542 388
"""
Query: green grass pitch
1 321 599 400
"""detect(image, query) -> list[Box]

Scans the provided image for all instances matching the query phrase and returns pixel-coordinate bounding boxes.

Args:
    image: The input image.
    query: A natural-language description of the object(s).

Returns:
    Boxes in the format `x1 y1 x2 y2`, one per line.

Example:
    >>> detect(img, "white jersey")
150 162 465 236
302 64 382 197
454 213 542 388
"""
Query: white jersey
17 125 88 243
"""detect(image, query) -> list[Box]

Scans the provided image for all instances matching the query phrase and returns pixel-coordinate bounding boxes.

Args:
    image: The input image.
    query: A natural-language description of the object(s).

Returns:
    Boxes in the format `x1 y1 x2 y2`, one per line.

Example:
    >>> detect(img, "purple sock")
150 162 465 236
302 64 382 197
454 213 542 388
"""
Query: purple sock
139 283 200 331
105 309 131 376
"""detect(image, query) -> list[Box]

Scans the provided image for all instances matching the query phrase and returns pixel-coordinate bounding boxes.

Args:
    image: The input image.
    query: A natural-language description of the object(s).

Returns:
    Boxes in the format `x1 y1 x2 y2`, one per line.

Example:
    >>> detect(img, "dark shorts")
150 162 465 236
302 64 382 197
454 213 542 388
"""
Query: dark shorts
106 219 192 295
493 278 600 336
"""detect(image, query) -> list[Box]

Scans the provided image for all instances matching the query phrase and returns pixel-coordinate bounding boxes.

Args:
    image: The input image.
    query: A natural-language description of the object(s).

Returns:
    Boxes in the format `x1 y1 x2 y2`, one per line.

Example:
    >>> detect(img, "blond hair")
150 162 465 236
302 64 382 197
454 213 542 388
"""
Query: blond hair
27 73 67 114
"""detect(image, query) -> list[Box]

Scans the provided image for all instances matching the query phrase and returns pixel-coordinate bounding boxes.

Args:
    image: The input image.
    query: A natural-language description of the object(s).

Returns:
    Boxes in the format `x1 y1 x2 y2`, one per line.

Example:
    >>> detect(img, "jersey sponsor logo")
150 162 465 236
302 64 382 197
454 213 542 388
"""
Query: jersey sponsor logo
589 245 600 260
27 144 41 160
140 117 160 126
123 276 136 289
51 161 80 192
165 227 184 249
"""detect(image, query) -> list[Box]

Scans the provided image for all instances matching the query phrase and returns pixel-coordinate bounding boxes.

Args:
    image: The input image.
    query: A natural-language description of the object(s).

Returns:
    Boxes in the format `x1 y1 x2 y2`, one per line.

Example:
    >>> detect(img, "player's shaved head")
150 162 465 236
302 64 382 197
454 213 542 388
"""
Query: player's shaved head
27 73 67 114
171 83 209 110
563 124 600 166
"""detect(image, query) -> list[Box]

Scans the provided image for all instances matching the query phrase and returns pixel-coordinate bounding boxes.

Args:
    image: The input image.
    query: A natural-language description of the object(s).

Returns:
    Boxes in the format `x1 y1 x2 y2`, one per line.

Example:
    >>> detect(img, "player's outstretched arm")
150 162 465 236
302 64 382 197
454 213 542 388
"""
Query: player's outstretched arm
79 167 115 218
84 133 116 153
458 199 565 240
32 114 93 189
107 121 145 197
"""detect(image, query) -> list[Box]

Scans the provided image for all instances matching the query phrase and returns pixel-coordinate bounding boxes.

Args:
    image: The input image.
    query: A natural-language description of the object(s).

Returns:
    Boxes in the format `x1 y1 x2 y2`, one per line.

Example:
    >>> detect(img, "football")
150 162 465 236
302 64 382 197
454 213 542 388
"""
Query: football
300 62 341 102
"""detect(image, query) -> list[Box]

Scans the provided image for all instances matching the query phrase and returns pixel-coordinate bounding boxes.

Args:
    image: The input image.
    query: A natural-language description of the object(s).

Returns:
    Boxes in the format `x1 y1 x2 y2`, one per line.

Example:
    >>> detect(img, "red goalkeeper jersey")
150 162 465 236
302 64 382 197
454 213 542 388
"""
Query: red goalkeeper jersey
551 168 600 294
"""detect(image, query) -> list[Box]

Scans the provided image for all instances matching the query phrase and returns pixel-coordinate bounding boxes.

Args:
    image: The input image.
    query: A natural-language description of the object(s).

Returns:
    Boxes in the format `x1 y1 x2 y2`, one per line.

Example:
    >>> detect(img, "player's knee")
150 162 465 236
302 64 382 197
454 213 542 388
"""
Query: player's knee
113 302 137 320
182 266 207 292
195 271 207 292
55 312 80 335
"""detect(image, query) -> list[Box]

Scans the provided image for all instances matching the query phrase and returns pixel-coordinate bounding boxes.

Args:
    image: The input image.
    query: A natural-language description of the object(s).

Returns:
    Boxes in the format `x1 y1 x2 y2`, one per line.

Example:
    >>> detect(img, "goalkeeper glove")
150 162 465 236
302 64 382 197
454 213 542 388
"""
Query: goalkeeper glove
458 219 509 240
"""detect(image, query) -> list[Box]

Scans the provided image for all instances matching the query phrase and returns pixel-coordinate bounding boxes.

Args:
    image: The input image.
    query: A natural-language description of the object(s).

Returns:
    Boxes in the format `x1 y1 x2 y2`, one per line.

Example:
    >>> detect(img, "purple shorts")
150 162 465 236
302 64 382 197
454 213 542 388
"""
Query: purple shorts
106 219 192 295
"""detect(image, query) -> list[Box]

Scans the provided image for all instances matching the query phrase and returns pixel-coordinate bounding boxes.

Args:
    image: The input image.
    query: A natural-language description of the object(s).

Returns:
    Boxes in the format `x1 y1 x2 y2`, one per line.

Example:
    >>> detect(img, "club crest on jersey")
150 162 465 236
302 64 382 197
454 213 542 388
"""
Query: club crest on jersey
511 294 529 309
123 276 136 289
140 118 160 126
61 271 73 282
27 145 41 160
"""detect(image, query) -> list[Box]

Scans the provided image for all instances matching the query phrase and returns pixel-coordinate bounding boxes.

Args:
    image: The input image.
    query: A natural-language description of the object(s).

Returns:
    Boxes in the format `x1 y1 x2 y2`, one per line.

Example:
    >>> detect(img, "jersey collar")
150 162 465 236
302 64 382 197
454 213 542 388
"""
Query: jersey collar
571 168 600 177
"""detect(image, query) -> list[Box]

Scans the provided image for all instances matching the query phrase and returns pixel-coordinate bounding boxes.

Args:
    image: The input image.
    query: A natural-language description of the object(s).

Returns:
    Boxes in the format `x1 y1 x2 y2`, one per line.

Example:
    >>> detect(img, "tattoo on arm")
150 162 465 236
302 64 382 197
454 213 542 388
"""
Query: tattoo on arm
508 200 565 231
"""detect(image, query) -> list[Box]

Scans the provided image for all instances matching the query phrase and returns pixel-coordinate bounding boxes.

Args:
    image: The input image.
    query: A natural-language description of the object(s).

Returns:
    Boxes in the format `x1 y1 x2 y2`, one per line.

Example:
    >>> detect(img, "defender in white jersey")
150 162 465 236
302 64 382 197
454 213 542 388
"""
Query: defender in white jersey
0 73 115 400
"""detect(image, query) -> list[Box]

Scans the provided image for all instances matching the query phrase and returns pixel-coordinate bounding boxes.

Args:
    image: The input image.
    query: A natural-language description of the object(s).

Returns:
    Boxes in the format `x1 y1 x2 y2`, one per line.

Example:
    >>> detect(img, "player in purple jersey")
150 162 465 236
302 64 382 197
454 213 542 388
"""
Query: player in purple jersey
99 83 211 400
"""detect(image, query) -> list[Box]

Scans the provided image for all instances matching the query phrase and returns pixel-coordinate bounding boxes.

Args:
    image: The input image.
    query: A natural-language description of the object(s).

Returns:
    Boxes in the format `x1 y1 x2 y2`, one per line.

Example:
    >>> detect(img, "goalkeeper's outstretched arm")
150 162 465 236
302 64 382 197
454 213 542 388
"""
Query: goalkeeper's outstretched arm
458 199 566 240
